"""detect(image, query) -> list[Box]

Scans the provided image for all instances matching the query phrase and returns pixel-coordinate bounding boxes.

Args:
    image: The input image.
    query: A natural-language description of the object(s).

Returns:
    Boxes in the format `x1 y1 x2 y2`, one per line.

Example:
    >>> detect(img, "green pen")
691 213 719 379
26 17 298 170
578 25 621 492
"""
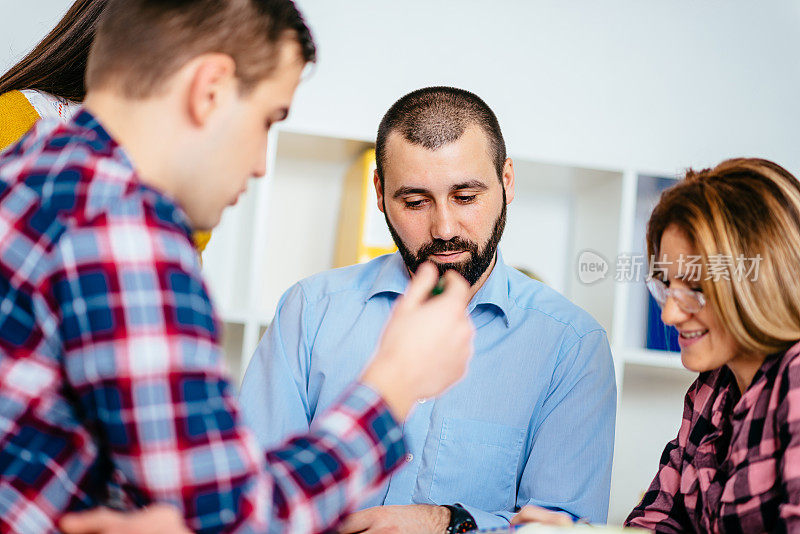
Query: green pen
431 277 446 297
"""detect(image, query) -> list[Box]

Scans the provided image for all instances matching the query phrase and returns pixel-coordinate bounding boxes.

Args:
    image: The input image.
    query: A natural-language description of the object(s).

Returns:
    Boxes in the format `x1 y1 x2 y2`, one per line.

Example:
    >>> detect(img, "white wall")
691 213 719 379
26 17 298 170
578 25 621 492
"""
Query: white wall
0 1 72 73
3 1 799 175
287 0 800 175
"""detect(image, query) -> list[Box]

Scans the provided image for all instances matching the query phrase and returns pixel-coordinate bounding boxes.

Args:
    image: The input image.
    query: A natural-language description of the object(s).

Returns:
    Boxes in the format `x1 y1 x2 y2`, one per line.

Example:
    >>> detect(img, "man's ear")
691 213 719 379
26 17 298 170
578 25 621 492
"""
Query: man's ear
186 53 237 127
373 169 385 213
502 158 515 204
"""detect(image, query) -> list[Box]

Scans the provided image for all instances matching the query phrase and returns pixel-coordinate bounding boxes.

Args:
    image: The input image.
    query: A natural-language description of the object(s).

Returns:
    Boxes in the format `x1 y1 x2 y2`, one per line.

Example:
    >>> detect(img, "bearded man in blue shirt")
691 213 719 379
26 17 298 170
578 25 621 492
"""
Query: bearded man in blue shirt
239 86 617 532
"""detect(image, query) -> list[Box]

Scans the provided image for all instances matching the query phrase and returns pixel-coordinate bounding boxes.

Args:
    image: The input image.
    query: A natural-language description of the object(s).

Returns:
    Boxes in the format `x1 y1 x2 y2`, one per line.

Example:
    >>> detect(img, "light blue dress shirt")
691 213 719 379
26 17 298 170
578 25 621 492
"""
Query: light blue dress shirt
239 252 616 528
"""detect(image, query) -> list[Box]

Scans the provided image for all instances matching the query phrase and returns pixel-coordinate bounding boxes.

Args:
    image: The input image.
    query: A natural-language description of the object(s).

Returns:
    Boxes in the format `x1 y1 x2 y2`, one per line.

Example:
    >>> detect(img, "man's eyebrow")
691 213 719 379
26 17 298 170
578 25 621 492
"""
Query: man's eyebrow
391 180 489 199
392 186 431 199
450 180 488 192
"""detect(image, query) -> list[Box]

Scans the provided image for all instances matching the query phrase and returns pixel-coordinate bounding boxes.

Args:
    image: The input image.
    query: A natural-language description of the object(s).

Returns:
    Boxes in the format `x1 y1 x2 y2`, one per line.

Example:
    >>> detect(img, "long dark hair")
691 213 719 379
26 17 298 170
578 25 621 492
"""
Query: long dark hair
0 0 108 102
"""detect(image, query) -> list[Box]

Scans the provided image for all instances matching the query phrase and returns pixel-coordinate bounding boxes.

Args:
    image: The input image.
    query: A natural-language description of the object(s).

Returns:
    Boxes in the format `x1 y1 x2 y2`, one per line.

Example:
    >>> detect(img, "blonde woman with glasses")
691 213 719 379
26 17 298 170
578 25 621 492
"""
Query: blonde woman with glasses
513 158 800 531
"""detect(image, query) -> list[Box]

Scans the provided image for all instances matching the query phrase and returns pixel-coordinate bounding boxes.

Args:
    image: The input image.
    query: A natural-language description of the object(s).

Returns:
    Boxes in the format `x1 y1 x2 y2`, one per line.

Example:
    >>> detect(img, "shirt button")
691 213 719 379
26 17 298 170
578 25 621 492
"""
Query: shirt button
405 453 414 463
417 398 427 404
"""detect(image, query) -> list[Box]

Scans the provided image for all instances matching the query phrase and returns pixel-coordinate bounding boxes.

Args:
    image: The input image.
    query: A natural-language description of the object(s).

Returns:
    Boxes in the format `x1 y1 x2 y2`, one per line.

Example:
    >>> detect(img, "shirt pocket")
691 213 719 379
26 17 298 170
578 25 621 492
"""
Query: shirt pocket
719 455 780 532
429 417 524 511
720 456 778 504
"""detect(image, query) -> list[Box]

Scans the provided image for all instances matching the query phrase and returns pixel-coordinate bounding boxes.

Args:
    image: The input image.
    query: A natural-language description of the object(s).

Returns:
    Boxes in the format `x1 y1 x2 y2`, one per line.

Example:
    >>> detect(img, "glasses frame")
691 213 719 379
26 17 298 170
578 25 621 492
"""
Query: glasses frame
646 276 707 314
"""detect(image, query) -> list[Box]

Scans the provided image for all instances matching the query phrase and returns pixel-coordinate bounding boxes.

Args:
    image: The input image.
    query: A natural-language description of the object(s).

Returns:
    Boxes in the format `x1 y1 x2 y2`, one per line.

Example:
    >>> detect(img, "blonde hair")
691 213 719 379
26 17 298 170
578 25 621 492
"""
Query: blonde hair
647 158 800 355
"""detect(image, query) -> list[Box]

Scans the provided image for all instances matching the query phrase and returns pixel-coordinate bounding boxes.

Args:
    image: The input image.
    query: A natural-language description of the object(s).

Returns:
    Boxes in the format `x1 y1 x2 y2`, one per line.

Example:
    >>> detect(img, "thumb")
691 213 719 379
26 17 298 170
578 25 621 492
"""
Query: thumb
60 508 118 534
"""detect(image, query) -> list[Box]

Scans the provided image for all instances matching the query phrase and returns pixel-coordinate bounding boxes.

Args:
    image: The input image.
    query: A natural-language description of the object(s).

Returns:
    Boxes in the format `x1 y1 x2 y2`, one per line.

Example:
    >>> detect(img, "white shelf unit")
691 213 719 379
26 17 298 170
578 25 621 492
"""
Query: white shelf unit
201 128 698 525
202 129 371 382
607 172 697 524
619 347 685 370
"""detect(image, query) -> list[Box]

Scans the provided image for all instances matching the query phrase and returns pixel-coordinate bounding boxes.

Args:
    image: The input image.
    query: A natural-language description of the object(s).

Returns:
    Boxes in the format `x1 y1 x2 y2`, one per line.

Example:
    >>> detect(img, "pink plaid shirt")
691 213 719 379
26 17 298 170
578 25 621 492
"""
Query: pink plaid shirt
626 341 800 533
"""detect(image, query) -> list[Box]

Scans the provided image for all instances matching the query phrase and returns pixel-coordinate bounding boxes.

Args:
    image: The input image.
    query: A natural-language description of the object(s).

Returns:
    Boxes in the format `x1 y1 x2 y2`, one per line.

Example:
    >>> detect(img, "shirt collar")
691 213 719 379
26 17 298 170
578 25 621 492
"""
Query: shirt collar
469 250 512 327
365 250 512 327
699 348 786 427
72 107 116 146
365 252 412 301
732 347 793 416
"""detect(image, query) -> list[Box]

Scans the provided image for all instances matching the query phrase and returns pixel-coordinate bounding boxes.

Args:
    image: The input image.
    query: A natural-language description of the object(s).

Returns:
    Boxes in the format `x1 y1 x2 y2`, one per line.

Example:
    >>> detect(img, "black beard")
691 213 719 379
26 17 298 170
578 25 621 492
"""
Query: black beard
384 191 507 286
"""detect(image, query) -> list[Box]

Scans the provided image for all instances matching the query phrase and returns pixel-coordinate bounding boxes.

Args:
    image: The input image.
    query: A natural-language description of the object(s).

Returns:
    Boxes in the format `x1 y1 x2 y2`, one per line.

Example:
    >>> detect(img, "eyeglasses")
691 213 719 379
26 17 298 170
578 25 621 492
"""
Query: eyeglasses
646 277 706 314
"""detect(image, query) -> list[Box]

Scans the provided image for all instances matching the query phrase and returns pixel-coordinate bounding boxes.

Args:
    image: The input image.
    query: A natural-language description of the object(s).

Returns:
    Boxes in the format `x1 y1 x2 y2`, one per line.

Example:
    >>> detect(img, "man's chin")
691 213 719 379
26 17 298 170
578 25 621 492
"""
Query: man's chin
428 259 469 272
187 214 219 234
425 259 471 280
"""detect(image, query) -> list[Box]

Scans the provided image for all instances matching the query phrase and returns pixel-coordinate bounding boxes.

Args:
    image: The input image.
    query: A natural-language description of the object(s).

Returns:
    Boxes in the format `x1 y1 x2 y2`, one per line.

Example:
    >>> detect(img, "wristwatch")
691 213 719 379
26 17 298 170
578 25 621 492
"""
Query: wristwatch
443 503 477 533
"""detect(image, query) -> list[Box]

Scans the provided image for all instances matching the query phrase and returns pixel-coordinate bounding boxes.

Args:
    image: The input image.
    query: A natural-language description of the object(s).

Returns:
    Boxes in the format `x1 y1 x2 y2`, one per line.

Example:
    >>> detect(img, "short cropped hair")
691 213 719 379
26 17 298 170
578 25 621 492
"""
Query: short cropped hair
86 0 316 98
375 86 507 188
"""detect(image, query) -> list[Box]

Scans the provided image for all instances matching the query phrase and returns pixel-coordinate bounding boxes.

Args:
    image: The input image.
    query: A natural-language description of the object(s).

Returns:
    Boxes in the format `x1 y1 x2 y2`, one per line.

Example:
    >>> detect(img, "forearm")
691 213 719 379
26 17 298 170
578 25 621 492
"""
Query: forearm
71 336 405 532
623 464 688 532
265 383 407 531
626 510 686 533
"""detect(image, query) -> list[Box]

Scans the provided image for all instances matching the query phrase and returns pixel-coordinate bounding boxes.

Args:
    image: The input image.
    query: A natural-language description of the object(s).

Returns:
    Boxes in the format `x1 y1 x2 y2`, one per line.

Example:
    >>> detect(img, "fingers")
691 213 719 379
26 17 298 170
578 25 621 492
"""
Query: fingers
399 263 471 312
510 505 539 525
142 505 190 533
439 269 470 307
60 508 119 534
397 262 439 309
510 505 573 526
59 505 190 534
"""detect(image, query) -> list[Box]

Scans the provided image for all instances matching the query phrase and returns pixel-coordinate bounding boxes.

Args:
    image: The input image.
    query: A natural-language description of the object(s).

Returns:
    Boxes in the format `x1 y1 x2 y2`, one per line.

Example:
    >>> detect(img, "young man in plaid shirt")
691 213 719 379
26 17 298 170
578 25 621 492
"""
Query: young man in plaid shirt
0 1 474 532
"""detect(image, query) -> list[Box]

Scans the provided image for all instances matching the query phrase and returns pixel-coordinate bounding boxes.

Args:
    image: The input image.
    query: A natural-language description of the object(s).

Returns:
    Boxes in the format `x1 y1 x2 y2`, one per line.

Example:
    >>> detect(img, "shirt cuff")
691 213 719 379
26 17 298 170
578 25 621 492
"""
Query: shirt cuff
312 382 407 481
458 503 512 530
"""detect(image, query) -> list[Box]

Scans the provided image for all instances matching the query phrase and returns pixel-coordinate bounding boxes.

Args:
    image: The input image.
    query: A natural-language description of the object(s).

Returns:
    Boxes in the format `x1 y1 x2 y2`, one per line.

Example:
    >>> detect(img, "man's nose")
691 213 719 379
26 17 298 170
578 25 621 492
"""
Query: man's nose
431 204 458 241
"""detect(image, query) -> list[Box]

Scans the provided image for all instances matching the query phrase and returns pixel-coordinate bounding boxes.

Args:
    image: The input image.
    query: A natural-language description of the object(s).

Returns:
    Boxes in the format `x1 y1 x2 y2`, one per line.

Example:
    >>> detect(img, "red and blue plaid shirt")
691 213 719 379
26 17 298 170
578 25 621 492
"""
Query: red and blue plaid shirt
0 109 406 533
626 341 800 533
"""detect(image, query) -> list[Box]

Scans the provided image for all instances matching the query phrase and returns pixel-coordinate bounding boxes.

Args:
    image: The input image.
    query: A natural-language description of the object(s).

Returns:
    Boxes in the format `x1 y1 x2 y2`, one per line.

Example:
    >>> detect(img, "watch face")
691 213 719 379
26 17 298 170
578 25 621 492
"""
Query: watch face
446 505 477 533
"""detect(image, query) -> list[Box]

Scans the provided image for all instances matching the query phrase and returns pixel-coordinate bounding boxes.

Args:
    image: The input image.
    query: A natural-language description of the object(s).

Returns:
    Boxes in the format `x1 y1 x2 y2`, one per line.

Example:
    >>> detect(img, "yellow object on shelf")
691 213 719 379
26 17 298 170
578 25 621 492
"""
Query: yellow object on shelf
334 148 396 267
193 231 212 253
